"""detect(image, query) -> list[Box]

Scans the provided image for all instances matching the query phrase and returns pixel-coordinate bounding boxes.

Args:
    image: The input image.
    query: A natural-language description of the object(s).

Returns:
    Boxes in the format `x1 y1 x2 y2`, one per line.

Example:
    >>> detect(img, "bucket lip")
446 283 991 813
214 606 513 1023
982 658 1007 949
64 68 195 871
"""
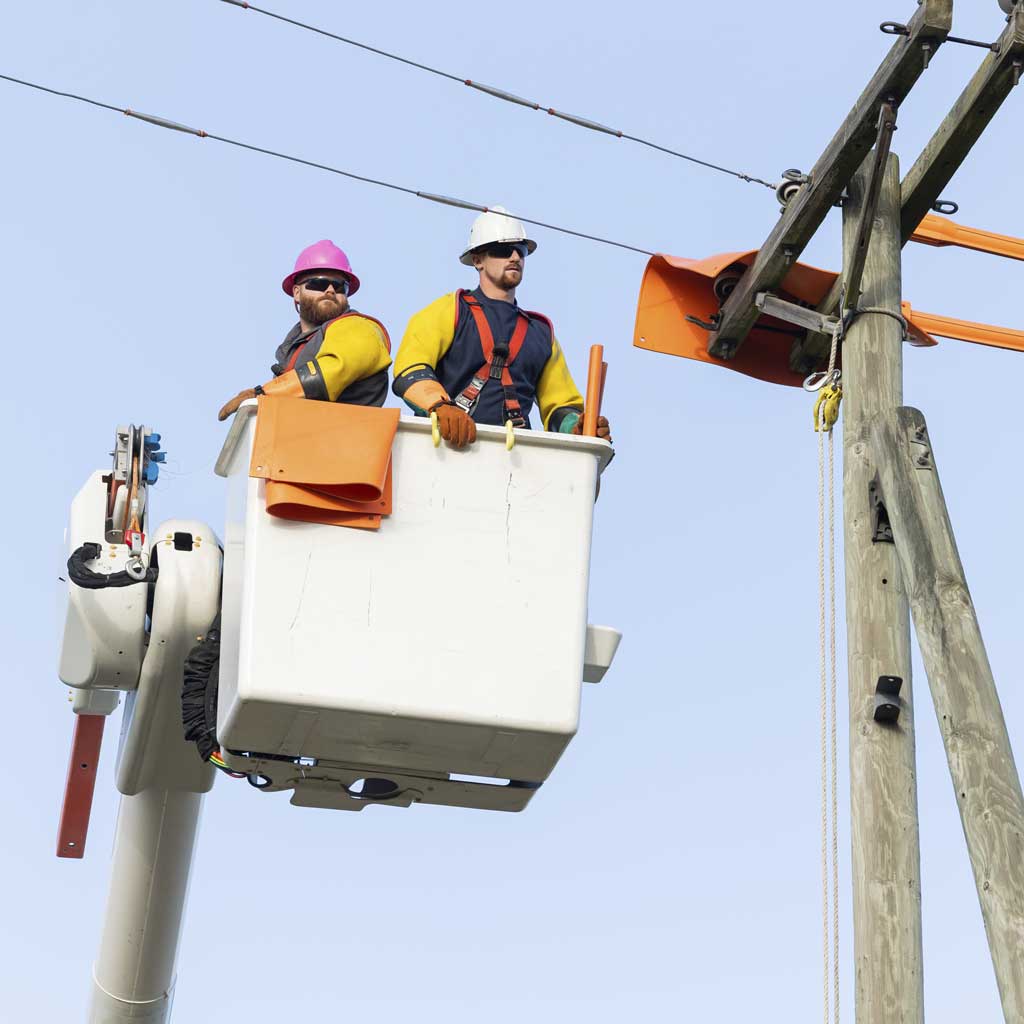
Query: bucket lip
216 402 614 478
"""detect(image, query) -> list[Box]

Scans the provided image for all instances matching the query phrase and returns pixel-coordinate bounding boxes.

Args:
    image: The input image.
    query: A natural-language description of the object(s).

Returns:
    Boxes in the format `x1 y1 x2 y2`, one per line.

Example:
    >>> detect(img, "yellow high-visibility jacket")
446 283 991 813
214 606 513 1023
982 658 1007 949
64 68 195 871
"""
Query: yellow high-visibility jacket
392 290 584 431
267 312 392 405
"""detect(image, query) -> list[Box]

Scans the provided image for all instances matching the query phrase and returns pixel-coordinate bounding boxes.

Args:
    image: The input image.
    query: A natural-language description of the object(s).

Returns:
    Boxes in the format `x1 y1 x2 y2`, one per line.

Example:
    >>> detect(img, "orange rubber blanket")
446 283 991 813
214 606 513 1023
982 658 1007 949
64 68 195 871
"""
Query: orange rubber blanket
249 397 399 530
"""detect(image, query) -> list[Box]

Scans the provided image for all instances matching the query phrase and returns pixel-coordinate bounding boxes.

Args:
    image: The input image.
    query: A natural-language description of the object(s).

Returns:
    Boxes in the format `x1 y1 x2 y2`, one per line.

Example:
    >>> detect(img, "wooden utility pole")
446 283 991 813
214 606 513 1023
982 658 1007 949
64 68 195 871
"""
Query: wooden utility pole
639 4 1024 1014
841 154 925 1022
873 406 1024 1020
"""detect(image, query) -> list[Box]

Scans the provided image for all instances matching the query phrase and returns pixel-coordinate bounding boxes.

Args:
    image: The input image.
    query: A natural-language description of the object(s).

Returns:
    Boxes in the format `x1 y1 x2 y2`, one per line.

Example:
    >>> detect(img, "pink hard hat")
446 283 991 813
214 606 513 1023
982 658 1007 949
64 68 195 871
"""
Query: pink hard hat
281 240 361 296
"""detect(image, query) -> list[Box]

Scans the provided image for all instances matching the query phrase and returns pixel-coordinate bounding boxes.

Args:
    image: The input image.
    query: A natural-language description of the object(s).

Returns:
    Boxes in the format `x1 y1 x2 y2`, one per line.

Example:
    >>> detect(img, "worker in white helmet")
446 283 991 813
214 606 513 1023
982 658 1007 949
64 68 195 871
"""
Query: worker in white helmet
392 207 611 447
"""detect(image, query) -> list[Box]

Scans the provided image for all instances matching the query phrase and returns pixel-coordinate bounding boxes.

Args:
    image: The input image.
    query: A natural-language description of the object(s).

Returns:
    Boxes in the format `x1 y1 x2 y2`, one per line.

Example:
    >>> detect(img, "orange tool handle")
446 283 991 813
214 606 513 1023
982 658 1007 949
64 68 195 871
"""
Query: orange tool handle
910 214 1024 263
57 713 105 859
582 345 605 437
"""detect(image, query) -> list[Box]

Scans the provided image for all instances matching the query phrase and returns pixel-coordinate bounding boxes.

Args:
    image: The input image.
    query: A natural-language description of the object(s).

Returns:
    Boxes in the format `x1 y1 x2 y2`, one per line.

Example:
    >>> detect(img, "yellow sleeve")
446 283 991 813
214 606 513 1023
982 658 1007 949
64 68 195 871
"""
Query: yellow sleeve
536 334 584 430
312 316 392 402
392 293 459 412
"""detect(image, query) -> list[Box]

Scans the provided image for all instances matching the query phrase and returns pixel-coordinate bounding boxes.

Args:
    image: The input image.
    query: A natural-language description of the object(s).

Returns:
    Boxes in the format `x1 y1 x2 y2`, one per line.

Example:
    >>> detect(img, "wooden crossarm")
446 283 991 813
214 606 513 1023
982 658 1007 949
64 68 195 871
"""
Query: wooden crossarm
707 0 952 360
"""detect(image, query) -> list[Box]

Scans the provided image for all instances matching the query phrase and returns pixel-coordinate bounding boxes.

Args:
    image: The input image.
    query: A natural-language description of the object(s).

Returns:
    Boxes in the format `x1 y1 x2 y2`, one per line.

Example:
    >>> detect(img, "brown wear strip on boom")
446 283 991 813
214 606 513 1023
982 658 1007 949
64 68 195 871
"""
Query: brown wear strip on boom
57 714 105 859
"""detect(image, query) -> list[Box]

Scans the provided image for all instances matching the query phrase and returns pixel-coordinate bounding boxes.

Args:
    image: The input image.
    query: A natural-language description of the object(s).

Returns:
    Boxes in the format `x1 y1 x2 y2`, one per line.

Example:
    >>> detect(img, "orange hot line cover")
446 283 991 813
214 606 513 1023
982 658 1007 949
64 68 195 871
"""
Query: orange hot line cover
250 398 400 530
634 250 950 388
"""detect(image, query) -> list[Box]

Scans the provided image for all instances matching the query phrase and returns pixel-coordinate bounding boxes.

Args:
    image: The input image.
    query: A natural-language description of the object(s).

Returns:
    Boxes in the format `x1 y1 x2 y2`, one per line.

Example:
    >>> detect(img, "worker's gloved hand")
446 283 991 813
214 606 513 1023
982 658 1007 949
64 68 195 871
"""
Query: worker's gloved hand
432 401 477 448
572 414 612 443
218 388 257 422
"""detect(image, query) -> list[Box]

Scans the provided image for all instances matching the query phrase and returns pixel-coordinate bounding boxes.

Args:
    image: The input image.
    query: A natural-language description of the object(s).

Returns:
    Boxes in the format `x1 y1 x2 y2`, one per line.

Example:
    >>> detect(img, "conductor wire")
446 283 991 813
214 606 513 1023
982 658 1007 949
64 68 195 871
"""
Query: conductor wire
219 0 777 189
0 72 655 257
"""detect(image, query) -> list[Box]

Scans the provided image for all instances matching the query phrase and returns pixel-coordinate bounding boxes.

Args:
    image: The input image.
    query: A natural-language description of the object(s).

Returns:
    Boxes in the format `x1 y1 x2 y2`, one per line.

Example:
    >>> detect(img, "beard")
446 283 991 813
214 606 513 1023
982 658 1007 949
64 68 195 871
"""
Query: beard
298 291 348 326
484 265 522 291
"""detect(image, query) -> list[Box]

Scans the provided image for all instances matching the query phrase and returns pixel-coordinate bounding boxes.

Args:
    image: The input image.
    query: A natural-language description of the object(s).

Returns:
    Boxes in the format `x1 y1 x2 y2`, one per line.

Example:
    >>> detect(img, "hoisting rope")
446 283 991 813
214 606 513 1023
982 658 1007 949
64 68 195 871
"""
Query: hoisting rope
813 320 842 1024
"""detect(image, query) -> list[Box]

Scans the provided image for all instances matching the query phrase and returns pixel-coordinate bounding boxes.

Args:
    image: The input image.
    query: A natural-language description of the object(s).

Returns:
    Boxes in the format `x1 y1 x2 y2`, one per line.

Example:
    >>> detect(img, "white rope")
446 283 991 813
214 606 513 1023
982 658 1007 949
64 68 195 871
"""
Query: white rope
816 324 842 1024
818 417 828 1024
829 414 840 1024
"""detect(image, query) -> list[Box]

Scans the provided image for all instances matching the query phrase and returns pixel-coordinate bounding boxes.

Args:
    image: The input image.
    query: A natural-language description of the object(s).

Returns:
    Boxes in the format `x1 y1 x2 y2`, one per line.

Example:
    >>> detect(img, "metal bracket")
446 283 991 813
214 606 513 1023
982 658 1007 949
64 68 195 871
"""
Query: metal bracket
843 99 899 309
869 477 894 543
910 423 933 470
755 292 840 336
874 675 904 723
221 750 543 812
685 313 720 332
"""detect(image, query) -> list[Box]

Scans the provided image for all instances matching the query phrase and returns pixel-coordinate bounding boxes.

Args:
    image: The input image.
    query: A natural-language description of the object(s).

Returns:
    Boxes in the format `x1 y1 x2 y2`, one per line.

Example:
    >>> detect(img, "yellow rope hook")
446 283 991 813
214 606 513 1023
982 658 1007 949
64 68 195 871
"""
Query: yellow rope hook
430 411 441 448
505 420 516 450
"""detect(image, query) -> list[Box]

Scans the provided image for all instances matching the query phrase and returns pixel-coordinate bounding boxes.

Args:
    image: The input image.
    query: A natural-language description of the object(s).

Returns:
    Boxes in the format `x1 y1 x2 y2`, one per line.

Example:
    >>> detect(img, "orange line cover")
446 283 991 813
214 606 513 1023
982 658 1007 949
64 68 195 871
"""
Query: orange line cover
910 214 1024 263
250 397 400 530
634 251 848 388
902 303 1024 354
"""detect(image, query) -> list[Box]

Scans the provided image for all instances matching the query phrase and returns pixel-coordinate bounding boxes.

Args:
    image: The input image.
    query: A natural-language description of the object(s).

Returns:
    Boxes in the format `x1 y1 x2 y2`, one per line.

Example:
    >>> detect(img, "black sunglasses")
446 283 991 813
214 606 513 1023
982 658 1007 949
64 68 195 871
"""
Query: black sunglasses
302 276 350 295
481 242 529 260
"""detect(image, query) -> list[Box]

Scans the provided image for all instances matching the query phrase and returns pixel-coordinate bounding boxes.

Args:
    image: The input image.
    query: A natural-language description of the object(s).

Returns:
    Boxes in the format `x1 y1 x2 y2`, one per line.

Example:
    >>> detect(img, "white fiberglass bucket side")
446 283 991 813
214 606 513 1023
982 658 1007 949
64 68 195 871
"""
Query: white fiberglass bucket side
216 403 611 784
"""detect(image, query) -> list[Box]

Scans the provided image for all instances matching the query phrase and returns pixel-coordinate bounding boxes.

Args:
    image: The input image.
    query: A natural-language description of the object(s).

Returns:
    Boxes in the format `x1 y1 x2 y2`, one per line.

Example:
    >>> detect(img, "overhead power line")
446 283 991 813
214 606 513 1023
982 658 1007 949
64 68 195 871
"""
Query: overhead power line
0 73 655 257
219 0 778 191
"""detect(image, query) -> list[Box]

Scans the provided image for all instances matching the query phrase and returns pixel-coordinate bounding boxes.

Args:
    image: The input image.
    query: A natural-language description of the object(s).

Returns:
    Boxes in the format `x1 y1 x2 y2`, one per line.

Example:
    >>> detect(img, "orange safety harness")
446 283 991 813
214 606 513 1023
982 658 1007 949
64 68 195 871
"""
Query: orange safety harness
454 291 529 427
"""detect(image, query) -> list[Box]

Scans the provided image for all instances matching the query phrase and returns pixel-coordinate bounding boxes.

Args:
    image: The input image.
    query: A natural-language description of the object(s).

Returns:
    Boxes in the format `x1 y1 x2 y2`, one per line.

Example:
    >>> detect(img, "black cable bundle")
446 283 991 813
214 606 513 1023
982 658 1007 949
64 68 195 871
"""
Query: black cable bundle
67 542 158 589
181 615 221 762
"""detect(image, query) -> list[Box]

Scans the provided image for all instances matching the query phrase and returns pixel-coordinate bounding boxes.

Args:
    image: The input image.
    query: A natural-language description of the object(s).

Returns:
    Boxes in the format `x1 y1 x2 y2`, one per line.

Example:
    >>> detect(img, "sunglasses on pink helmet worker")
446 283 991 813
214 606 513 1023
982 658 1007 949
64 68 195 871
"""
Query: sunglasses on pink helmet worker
299 275 350 295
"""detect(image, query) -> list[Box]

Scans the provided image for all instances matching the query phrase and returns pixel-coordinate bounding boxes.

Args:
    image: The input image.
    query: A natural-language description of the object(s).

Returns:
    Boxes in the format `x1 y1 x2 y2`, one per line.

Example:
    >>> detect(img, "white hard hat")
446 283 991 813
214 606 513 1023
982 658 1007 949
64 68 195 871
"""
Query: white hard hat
459 206 538 266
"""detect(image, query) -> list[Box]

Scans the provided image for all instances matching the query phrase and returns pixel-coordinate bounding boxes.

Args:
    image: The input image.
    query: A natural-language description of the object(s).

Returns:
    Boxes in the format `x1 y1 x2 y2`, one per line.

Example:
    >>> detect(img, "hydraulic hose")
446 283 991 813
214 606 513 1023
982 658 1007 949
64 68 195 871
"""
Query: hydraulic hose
67 543 158 589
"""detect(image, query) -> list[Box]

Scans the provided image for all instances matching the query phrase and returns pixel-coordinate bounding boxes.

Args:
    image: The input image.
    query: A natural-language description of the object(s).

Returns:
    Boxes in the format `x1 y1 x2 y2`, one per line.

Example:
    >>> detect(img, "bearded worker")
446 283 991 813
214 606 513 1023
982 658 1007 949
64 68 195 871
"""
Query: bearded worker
392 207 611 448
218 240 392 420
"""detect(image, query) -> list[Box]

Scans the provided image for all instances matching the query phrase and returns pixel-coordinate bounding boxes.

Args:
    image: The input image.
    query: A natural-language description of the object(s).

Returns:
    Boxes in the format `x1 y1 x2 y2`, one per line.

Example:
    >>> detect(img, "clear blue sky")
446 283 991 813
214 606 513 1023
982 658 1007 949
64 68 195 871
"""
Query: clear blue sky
2 1 1022 1019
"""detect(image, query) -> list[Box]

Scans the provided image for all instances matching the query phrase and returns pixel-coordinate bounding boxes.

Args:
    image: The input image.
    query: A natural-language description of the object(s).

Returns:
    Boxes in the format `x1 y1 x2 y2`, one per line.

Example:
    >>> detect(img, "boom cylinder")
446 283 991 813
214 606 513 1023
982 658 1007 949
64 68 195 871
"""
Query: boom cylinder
89 788 203 1023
